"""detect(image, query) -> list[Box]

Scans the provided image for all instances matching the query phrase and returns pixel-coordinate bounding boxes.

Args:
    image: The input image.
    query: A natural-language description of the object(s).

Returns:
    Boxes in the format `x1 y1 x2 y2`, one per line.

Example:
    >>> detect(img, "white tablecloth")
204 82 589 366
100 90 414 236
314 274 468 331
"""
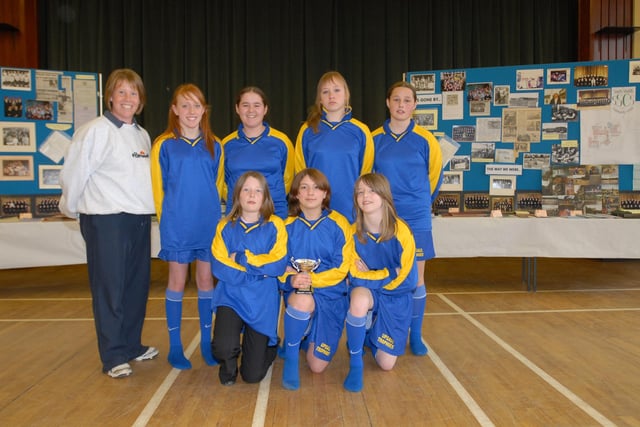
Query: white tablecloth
1 216 639 269
431 216 640 259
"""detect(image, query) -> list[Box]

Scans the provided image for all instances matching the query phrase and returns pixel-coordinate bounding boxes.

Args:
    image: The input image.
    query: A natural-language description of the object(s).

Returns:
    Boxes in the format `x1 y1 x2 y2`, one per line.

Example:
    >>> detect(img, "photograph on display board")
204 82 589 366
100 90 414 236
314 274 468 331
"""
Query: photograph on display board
463 193 490 211
452 125 475 142
551 104 578 122
471 142 495 162
441 171 463 191
38 165 63 189
410 73 436 93
508 92 539 108
450 155 470 171
1 122 36 152
466 82 493 101
523 153 550 169
494 85 510 106
1 68 31 91
542 123 568 140
440 71 466 92
489 175 516 196
25 100 54 121
547 67 571 85
0 195 32 217
495 148 515 163
0 155 34 181
629 60 640 83
4 96 23 118
544 88 567 105
491 196 514 212
514 142 530 157
577 88 611 108
469 100 491 116
574 65 608 87
516 192 543 211
551 143 579 164
33 195 62 217
413 109 437 130
433 192 460 213
516 69 544 90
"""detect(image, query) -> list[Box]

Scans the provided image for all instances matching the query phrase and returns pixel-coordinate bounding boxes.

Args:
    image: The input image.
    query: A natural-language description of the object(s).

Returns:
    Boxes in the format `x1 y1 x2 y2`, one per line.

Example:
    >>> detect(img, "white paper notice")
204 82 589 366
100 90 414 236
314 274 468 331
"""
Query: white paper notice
73 78 99 129
438 135 461 168
580 106 640 164
39 130 72 163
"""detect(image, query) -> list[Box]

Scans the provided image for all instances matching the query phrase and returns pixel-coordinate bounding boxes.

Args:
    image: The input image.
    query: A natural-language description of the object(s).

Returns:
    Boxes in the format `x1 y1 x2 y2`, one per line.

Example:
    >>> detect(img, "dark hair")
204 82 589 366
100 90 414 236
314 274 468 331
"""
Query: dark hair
386 81 417 102
235 86 270 110
287 168 331 217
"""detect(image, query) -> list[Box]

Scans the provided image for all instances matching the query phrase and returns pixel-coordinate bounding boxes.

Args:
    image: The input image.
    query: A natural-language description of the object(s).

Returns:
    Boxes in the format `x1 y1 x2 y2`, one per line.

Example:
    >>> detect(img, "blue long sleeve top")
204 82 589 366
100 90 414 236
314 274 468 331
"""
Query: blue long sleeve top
372 119 443 233
211 215 288 344
295 110 374 222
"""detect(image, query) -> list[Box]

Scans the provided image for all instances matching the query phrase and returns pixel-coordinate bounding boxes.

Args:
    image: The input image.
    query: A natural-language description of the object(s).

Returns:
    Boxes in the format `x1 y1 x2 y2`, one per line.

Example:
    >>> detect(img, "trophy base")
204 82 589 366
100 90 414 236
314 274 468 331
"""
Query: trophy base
294 287 313 295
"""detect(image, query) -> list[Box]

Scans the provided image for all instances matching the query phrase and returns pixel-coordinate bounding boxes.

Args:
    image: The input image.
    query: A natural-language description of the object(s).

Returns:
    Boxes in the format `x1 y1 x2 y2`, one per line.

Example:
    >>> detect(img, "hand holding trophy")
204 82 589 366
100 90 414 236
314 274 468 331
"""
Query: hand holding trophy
290 257 321 294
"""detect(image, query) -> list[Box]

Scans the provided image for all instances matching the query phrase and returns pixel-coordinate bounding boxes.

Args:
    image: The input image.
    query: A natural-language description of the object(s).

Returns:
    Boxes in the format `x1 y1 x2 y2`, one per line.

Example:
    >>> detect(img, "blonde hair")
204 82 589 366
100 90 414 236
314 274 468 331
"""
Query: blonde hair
104 69 146 115
353 173 398 243
227 171 274 223
306 71 350 133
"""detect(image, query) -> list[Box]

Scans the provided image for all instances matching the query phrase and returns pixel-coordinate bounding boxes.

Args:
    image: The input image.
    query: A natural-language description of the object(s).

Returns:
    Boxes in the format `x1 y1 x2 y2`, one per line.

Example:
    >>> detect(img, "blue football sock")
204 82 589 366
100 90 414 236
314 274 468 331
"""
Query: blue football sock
344 365 364 393
410 285 428 355
343 311 366 392
282 306 311 390
198 289 218 366
166 290 191 369
168 345 192 370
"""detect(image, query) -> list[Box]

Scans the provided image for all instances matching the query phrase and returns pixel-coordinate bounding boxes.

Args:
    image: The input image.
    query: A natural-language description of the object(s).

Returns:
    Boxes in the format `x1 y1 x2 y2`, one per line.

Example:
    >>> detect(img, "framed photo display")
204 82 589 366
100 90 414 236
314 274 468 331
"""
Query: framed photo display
0 155 34 181
1 122 36 152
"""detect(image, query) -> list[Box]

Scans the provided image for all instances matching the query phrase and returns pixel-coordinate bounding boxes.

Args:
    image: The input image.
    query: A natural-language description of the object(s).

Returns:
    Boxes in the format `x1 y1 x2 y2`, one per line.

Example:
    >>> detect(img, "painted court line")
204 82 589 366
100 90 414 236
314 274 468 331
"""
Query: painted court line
427 307 640 316
437 294 617 427
427 342 495 426
132 333 200 427
252 365 273 427
4 306 640 323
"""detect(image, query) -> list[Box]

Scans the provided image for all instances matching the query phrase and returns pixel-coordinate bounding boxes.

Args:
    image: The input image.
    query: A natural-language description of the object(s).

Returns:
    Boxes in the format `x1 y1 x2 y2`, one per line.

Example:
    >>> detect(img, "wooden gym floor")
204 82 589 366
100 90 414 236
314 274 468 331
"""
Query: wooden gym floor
0 257 639 427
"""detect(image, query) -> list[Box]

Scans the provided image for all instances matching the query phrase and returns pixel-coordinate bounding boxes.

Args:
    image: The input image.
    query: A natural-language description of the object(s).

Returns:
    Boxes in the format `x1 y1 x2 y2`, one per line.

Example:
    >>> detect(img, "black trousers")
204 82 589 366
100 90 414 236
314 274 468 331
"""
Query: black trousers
80 213 151 372
212 306 278 384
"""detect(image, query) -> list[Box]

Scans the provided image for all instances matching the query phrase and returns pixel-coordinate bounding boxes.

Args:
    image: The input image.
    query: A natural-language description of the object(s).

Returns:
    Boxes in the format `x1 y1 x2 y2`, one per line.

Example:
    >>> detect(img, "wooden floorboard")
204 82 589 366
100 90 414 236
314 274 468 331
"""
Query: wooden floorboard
0 258 639 426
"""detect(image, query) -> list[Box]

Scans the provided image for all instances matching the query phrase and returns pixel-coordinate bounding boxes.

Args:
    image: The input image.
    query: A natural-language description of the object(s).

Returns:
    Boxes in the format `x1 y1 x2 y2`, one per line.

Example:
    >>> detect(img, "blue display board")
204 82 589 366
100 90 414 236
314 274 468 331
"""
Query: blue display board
0 67 101 197
406 59 639 193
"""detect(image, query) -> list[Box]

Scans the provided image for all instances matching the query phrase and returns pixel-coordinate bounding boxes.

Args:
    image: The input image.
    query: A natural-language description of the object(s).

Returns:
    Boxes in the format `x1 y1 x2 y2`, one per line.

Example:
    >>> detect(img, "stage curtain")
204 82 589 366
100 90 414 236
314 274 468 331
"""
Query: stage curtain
38 0 578 140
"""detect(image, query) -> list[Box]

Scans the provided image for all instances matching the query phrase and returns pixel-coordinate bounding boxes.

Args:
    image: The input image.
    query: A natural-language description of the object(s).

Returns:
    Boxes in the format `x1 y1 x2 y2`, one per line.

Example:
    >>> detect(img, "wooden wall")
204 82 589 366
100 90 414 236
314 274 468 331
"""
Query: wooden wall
579 0 637 60
0 0 38 68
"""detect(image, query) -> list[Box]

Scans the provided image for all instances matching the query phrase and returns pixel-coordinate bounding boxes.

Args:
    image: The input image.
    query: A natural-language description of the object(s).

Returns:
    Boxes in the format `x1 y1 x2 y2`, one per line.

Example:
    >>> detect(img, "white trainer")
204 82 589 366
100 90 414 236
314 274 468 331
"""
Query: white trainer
107 363 132 378
134 346 159 361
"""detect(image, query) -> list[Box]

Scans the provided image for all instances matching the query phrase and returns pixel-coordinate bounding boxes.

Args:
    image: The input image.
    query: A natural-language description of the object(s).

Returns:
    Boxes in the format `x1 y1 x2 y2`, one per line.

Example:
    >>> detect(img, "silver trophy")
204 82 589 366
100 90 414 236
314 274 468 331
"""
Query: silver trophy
290 257 321 294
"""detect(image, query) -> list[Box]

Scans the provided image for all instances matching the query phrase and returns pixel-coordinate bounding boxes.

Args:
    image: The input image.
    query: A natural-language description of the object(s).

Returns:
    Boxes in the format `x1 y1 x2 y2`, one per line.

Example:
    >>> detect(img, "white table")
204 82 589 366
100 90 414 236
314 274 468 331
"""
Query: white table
2 216 638 289
0 219 161 269
432 216 639 259
431 216 640 290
